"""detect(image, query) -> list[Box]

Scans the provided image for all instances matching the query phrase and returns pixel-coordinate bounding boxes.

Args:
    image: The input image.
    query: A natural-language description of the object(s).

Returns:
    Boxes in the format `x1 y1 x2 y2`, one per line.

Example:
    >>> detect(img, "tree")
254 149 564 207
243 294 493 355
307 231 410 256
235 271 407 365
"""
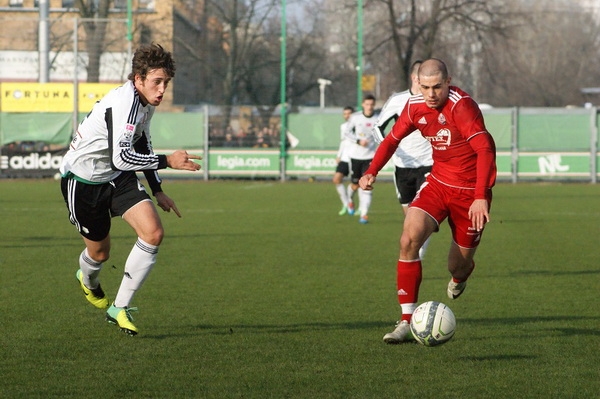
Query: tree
75 0 110 83
477 0 600 106
362 0 509 99
191 0 339 127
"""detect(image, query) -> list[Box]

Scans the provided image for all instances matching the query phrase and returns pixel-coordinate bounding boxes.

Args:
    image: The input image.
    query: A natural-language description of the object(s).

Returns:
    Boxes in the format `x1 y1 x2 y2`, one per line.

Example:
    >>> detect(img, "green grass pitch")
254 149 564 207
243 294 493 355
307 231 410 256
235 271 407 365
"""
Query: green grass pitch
1 178 598 398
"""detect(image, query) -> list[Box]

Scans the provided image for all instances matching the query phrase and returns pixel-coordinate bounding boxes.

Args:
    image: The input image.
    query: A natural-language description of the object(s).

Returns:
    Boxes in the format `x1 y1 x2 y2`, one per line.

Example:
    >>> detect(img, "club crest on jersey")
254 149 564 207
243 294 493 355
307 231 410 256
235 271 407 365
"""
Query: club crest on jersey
438 113 447 125
427 128 451 150
123 123 135 139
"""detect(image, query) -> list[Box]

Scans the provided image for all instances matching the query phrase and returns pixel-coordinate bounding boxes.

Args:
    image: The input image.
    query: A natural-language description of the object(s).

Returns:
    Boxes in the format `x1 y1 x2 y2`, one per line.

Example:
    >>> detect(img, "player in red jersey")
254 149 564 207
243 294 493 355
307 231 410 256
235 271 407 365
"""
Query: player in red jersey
359 58 497 344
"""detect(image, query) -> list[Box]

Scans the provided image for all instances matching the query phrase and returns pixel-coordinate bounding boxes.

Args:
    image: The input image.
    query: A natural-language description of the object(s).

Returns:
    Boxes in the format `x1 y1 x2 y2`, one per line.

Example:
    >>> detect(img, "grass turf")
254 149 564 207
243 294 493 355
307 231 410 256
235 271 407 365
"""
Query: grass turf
0 179 598 398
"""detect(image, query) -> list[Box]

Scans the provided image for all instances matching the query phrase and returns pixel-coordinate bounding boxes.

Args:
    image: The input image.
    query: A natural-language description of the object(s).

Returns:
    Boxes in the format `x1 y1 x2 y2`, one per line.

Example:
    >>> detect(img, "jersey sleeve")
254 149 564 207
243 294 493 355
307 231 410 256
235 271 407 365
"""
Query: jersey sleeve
456 99 497 197
343 116 357 142
468 132 497 198
132 129 164 195
337 123 347 158
108 95 167 173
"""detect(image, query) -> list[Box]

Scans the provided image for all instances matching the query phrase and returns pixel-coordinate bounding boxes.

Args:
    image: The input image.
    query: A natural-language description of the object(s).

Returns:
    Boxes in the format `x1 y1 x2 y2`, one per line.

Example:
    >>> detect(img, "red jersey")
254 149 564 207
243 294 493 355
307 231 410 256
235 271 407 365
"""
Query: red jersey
366 86 496 198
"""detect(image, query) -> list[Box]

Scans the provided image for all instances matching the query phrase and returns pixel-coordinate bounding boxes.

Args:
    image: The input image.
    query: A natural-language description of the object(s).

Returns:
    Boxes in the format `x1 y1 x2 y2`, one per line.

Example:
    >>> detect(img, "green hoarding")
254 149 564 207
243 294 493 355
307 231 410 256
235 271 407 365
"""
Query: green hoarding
208 150 280 177
285 150 394 176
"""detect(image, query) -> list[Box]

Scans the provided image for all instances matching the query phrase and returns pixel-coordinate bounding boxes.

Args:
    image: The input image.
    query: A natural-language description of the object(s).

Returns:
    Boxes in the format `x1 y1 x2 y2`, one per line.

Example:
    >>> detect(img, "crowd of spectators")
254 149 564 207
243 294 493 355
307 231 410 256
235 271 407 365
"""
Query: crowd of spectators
209 124 282 148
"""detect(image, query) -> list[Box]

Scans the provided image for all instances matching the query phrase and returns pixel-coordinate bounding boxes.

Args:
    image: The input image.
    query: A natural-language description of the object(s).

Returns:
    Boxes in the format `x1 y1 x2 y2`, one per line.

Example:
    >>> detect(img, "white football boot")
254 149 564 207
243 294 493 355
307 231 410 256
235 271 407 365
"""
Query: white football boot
383 320 415 344
447 279 467 299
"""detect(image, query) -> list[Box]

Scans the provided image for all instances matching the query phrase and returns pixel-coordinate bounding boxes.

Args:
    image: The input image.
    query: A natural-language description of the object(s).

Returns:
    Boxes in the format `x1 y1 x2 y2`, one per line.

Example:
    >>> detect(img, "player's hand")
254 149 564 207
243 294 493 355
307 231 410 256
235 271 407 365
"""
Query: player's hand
468 199 490 232
155 192 182 217
359 174 376 190
166 150 202 171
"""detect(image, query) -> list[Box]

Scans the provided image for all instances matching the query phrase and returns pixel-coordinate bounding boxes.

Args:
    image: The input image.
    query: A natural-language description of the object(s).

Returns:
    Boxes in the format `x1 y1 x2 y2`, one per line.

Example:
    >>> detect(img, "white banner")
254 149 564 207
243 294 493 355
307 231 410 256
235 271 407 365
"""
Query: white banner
0 50 128 82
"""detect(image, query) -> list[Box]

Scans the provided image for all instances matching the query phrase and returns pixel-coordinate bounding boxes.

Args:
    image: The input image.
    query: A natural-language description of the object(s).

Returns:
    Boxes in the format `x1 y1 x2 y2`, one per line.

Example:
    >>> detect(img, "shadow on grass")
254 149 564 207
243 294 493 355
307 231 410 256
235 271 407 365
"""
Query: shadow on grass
462 315 599 325
142 320 391 340
0 236 82 248
516 269 600 276
461 315 600 337
142 315 600 340
458 354 536 362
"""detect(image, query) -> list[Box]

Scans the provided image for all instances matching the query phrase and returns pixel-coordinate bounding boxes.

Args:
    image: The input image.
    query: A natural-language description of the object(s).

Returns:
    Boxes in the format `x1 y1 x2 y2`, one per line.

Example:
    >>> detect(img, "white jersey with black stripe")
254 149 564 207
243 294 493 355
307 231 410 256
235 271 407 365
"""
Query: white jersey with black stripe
60 80 163 183
344 110 379 160
374 90 432 168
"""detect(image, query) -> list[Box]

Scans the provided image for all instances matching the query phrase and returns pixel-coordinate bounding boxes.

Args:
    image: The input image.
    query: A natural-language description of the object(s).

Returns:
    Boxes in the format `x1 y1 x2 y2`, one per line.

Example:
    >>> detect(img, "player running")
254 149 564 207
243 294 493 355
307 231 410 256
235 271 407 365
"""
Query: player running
60 43 201 335
344 94 378 223
333 106 355 215
359 58 496 344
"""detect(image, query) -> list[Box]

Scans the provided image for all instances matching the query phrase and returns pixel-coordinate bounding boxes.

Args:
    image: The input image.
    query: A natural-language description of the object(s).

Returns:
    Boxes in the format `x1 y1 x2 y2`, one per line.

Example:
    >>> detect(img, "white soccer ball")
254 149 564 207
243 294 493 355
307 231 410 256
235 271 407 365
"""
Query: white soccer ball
410 301 456 347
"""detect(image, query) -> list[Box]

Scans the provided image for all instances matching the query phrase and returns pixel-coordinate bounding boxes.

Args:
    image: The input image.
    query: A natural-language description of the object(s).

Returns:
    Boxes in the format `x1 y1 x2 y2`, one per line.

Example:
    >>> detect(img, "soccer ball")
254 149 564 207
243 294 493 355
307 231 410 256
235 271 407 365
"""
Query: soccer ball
410 301 456 347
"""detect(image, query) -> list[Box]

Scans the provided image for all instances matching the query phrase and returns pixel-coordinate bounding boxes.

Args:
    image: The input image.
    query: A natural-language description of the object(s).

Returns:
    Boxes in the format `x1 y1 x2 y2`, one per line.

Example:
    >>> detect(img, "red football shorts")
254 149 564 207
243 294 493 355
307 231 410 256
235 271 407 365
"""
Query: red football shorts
409 176 492 249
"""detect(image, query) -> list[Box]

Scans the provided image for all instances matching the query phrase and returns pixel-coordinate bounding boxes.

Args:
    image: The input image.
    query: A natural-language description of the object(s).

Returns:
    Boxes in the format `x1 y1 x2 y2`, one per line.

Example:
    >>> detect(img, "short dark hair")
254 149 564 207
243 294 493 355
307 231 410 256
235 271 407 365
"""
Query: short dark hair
410 60 422 76
128 43 176 81
419 58 449 80
363 94 376 102
343 106 355 112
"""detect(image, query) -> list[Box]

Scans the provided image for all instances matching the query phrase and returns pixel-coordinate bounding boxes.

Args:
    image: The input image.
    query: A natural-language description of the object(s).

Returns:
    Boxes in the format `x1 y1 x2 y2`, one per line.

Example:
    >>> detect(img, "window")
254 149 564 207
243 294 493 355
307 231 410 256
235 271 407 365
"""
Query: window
62 0 75 8
139 0 154 10
113 0 155 11
9 0 23 7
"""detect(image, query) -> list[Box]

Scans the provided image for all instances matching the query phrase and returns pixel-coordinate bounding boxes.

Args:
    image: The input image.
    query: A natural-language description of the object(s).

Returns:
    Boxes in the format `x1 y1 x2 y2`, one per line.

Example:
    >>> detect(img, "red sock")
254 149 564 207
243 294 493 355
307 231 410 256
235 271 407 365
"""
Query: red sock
397 259 422 321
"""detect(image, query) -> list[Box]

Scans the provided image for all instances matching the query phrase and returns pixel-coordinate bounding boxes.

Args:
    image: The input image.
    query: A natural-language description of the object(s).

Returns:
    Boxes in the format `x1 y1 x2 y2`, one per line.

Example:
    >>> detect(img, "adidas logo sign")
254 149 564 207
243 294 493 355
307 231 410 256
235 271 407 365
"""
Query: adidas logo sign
418 117 427 124
397 289 408 295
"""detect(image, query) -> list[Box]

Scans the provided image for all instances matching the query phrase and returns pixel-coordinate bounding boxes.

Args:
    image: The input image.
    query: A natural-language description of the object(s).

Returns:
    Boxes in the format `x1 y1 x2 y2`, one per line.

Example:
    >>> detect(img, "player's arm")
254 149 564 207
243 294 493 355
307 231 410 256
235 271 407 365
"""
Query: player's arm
461 101 497 230
475 132 497 197
458 100 497 199
108 102 168 172
133 132 164 195
154 191 182 217
470 133 496 199
108 105 200 175
466 132 496 231
343 115 367 146
366 108 415 177
133 131 195 218
336 124 346 160
360 111 415 190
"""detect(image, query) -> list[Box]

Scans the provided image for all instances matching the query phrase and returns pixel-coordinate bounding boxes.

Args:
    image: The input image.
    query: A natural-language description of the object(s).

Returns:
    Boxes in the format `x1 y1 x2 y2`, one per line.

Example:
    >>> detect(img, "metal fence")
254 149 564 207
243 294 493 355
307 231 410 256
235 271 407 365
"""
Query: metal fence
2 15 600 182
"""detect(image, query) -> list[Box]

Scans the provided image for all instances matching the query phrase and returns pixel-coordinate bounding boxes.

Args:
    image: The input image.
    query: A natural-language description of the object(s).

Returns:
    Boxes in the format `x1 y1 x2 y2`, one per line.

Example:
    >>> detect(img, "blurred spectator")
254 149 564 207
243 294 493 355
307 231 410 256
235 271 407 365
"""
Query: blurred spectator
223 133 238 147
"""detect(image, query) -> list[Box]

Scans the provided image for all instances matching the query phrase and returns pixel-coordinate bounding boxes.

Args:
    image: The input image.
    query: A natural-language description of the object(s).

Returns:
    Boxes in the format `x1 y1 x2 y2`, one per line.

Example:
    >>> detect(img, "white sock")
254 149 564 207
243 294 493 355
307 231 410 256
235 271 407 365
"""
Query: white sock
79 248 102 289
335 183 349 207
418 236 432 260
358 188 372 217
346 185 356 205
114 238 159 308
400 303 417 317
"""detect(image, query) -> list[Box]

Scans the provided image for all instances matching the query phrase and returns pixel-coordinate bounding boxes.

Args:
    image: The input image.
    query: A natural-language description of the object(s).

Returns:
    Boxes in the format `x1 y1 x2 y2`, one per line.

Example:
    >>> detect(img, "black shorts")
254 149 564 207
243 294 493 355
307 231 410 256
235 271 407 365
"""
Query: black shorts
350 158 372 184
335 161 350 176
394 165 432 205
61 171 151 241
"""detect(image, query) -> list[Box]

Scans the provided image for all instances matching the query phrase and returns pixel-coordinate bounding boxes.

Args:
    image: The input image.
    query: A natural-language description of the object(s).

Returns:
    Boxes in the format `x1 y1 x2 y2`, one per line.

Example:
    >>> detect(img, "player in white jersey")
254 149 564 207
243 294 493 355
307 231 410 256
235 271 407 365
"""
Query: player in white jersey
333 106 354 215
60 43 201 335
373 60 433 258
344 94 378 224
